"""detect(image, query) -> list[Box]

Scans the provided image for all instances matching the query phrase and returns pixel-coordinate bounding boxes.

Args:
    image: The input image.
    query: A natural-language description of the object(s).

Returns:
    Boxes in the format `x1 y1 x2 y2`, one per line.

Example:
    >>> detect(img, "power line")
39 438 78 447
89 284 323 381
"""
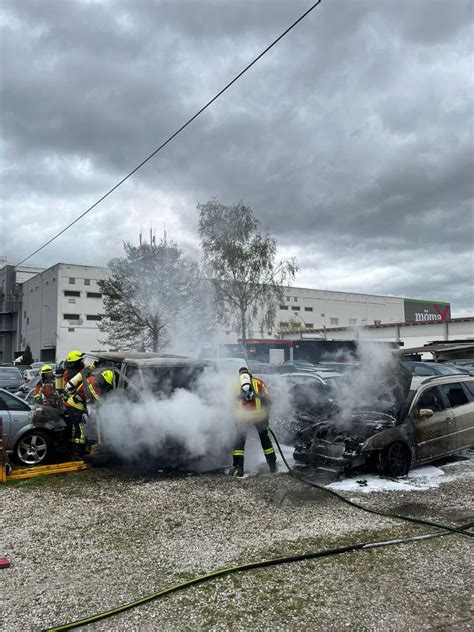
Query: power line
16 0 323 267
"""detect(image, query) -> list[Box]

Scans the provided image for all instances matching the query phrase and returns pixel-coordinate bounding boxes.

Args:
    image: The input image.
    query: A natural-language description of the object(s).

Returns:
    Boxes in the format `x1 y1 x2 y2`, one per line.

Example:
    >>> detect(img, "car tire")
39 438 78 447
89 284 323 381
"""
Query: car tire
14 430 52 467
377 442 411 478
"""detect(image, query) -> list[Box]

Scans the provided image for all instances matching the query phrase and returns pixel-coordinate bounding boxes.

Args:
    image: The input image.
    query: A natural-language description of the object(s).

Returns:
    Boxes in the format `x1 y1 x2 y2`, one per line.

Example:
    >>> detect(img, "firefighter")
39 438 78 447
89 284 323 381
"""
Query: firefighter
231 367 277 477
34 364 60 408
63 369 115 459
56 350 96 394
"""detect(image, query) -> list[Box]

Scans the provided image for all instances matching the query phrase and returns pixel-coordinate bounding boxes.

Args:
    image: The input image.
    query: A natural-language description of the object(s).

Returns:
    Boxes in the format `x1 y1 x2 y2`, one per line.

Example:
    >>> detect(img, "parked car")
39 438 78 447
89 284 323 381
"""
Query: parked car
0 388 65 466
294 369 474 477
403 361 469 377
281 360 316 369
14 374 41 403
263 372 336 443
23 368 38 380
0 367 25 392
84 352 213 467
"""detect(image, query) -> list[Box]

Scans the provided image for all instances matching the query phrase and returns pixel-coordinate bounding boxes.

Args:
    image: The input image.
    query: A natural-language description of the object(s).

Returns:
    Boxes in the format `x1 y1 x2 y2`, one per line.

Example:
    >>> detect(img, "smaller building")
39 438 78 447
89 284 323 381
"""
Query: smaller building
0 261 44 364
281 317 474 356
20 263 110 362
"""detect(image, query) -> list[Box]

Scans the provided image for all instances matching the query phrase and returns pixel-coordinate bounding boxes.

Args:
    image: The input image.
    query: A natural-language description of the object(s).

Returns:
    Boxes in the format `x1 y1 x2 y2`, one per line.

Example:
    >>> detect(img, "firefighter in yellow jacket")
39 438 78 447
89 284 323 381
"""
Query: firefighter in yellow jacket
232 367 277 477
63 369 115 459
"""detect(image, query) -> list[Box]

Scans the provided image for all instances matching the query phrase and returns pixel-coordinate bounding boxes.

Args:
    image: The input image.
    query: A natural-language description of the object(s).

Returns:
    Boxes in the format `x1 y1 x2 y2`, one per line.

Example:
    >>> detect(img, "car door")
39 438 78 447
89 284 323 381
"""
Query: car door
440 381 474 451
412 385 455 463
0 391 33 451
0 393 13 448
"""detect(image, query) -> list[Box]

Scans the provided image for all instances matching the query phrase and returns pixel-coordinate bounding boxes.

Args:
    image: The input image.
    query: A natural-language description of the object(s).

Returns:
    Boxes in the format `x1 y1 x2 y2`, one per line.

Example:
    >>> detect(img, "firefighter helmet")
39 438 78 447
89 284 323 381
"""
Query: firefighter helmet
95 369 115 392
100 370 114 386
40 364 54 381
66 350 84 363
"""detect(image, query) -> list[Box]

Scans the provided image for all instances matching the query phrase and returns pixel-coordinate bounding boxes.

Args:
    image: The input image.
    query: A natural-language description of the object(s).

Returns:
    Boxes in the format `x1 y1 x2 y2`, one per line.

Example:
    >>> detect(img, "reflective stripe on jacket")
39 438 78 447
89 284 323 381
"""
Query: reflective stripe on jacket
235 377 269 424
65 375 100 412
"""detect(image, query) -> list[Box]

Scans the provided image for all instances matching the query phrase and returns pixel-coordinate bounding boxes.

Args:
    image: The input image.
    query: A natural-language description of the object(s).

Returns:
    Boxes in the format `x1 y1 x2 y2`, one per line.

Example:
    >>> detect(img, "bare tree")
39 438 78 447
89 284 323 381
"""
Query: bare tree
198 199 298 339
99 238 214 352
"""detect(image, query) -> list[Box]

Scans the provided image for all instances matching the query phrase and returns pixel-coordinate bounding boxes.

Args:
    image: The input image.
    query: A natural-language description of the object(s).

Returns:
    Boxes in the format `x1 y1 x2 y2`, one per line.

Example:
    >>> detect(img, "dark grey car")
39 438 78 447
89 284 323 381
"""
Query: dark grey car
0 367 25 392
294 366 474 477
0 388 65 466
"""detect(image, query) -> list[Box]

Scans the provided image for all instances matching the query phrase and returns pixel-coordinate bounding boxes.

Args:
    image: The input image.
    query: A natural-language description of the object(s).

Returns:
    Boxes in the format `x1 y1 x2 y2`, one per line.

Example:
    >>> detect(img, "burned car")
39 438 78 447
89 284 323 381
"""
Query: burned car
83 352 213 467
293 363 474 477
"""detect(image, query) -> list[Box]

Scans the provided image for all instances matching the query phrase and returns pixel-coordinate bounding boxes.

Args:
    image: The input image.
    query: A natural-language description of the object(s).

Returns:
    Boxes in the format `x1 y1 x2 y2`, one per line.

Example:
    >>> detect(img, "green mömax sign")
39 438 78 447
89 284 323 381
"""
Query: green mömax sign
404 298 451 322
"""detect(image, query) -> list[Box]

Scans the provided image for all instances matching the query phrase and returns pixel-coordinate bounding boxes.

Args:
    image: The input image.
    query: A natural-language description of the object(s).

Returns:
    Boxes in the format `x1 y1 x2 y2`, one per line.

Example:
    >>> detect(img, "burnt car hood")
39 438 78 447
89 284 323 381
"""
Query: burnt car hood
296 359 412 446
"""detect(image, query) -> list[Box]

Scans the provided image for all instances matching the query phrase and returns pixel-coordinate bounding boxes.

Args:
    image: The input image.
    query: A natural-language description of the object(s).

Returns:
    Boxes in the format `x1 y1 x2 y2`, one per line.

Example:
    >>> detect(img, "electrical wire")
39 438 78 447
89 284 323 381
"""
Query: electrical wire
16 0 323 267
44 522 473 631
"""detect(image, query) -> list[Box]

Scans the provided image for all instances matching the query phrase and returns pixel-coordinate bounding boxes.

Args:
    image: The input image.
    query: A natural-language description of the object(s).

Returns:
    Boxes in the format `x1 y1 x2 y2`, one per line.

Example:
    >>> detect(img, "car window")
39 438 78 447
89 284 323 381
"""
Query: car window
0 368 23 379
441 382 469 408
463 381 474 399
416 386 445 412
434 364 465 376
413 364 434 376
0 391 30 411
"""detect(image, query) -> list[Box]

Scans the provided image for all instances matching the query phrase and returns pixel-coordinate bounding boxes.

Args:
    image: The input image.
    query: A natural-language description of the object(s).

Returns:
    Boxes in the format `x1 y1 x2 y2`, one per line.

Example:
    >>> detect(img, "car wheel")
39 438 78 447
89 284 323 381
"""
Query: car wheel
14 431 51 466
377 442 411 477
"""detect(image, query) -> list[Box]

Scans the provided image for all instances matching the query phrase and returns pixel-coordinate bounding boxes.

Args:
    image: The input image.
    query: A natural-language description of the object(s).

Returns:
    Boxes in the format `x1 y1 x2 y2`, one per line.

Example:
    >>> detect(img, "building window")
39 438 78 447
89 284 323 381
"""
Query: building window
68 298 76 304
374 320 381 325
279 305 288 310
68 328 75 332
286 297 291 302
64 290 80 297
35 286 38 291
87 292 102 299
349 318 357 326
84 279 91 286
46 281 48 285
330 317 339 325
305 323 313 328
23 311 26 318
69 277 75 284
291 306 300 311
86 314 102 321
304 307 313 312
63 313 80 320
294 297 298 302
52 278 55 282
26 317 29 325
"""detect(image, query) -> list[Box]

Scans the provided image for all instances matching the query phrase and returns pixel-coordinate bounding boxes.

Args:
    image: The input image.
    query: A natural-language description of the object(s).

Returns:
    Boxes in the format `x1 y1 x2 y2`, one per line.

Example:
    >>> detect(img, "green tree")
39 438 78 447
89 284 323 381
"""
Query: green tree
98 238 214 352
277 317 306 336
22 343 33 365
198 199 298 339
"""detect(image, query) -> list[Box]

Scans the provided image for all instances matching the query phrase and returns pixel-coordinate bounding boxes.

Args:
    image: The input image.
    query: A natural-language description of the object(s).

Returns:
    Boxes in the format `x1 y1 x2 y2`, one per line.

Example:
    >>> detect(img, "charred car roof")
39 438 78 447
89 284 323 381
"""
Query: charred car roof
88 352 212 369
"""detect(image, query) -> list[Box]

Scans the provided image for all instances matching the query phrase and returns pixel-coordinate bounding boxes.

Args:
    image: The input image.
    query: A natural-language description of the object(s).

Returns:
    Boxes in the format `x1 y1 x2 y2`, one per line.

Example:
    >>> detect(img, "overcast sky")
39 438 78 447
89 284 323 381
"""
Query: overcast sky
1 0 473 315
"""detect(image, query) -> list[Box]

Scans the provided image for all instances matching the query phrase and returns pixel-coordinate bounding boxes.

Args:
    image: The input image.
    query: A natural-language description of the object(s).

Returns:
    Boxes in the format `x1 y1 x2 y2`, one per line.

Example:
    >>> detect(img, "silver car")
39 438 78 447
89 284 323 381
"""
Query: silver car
0 388 65 466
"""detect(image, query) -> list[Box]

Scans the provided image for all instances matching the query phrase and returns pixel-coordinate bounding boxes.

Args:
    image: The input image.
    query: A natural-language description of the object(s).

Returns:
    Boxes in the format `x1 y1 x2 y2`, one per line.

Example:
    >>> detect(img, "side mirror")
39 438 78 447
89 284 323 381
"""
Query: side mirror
418 408 434 418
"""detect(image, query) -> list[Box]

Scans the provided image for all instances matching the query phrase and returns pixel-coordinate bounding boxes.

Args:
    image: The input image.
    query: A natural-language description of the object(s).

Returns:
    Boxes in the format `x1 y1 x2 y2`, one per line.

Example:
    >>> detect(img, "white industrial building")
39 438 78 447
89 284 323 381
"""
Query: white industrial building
2 254 467 363
215 286 453 344
19 263 110 362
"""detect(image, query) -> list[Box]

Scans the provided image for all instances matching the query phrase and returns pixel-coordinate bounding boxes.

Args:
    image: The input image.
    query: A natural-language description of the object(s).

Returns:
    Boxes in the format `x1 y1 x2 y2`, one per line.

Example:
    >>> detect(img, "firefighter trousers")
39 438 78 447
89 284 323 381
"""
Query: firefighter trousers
233 420 276 472
63 407 86 458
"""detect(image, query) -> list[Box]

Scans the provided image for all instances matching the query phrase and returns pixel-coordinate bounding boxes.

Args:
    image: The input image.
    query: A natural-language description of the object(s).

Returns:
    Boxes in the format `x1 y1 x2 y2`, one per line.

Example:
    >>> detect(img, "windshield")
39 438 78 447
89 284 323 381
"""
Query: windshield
0 368 22 379
435 364 466 375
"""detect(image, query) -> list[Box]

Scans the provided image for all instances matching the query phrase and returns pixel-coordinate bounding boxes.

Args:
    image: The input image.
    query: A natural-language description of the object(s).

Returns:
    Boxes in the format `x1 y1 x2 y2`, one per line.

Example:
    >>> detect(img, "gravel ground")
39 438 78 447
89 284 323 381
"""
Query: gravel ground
1 457 473 632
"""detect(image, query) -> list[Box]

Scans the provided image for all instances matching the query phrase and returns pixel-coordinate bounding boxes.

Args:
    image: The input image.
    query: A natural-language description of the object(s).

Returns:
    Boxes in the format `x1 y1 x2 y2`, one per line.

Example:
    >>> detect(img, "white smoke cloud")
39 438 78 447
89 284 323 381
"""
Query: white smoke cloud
93 368 237 470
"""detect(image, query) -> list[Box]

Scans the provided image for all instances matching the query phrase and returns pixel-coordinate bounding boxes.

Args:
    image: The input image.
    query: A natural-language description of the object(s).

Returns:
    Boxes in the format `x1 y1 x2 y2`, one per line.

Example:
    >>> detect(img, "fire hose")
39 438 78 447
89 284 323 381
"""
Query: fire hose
45 429 473 631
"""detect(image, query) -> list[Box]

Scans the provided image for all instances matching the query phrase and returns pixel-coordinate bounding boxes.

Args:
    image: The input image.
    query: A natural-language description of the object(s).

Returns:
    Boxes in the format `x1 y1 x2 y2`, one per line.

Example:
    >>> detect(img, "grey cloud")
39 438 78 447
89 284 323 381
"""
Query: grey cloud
1 0 473 314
